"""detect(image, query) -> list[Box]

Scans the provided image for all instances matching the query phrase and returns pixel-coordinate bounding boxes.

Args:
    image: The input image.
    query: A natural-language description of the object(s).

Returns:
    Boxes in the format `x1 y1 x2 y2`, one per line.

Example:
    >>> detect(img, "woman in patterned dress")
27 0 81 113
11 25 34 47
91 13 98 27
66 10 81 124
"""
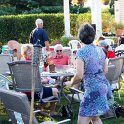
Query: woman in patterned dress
66 23 114 124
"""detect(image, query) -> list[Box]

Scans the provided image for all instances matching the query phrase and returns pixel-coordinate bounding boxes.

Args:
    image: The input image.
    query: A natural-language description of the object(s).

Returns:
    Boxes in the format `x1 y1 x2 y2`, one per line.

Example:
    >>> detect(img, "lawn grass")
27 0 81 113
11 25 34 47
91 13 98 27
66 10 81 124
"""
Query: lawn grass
1 83 124 124
64 86 124 124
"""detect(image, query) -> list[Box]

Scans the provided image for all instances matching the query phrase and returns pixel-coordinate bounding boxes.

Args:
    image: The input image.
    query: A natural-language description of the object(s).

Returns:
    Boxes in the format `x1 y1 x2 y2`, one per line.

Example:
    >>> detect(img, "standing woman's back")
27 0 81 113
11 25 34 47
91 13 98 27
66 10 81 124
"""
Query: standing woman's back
67 23 114 124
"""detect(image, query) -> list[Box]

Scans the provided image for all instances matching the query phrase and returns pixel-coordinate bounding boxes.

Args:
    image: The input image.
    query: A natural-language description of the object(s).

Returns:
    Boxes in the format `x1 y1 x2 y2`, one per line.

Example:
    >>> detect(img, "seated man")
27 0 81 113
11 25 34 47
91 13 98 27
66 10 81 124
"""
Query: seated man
48 44 82 89
48 44 70 65
115 37 124 56
21 44 58 116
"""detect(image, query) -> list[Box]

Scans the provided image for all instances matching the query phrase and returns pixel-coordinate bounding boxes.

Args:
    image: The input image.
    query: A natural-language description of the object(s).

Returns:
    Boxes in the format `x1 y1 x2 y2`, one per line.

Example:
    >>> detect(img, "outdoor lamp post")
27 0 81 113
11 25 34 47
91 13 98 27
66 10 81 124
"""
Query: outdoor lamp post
29 40 42 124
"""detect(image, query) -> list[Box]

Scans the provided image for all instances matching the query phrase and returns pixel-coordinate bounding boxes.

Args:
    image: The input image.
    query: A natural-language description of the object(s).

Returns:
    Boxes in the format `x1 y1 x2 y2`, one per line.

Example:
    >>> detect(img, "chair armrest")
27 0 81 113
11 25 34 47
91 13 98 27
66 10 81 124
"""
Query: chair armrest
34 110 71 124
56 119 71 124
40 119 71 124
42 96 59 103
33 109 41 114
69 87 84 94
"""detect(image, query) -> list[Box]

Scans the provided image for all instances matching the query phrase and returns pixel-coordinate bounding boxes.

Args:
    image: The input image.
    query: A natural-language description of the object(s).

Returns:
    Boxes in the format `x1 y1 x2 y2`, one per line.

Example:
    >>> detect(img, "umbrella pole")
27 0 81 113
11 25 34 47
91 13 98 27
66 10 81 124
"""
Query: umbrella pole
29 40 42 124
29 65 35 124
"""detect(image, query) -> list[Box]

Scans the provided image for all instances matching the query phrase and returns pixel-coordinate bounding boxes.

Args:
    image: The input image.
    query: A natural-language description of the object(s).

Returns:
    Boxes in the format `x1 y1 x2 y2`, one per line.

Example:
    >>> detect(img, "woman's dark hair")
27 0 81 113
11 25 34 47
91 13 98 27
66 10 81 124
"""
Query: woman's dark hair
78 23 96 44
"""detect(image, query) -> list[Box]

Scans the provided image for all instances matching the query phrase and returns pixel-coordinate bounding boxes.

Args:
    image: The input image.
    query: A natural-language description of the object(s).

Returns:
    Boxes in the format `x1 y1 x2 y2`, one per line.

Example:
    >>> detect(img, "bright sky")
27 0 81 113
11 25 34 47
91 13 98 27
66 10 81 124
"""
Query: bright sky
85 0 91 7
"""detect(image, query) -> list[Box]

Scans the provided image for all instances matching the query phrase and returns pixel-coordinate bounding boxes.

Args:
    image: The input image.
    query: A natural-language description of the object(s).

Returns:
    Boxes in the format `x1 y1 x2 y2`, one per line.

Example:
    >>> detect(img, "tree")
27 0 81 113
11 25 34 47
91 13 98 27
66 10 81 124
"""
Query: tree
0 0 30 12
33 0 63 6
0 0 10 6
109 0 115 8
0 0 64 14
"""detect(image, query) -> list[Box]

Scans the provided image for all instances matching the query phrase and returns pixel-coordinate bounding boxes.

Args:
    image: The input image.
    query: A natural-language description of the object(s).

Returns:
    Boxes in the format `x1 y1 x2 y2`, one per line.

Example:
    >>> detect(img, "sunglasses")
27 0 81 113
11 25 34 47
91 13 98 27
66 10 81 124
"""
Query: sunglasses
56 50 62 52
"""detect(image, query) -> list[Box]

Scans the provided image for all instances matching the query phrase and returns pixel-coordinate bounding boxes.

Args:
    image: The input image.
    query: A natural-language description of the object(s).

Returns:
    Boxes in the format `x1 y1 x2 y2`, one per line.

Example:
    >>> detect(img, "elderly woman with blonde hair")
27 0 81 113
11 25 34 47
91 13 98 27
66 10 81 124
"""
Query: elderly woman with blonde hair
21 43 58 116
21 44 33 61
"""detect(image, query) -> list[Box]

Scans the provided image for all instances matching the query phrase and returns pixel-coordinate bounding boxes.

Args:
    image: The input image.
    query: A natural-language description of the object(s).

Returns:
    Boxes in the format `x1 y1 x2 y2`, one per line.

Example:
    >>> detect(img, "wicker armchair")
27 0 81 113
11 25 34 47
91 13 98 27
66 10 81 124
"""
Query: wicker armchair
108 56 124 100
7 61 59 119
0 54 12 75
0 88 70 124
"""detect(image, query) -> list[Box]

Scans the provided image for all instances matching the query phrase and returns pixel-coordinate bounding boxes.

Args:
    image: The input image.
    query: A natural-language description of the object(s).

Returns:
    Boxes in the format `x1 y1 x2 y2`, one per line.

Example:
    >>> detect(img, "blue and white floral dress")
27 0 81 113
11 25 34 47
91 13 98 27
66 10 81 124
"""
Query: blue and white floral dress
76 44 114 116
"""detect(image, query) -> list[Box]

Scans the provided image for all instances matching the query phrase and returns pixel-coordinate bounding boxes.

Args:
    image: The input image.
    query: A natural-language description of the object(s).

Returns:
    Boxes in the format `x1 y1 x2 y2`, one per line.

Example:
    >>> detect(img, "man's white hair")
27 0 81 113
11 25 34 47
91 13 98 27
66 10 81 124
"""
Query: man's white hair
35 18 43 26
54 44 63 51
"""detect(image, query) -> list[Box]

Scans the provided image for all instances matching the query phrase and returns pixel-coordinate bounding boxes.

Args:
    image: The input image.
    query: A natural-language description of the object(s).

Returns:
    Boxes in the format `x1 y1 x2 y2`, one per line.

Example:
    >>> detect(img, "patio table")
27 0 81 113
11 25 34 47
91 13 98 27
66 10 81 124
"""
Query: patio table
40 71 74 104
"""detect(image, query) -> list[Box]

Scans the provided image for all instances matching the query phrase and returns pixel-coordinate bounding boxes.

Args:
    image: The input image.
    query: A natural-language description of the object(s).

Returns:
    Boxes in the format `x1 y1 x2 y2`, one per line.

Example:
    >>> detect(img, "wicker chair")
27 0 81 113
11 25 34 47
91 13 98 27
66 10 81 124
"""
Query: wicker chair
105 65 116 83
7 61 59 119
0 74 12 90
0 88 70 124
101 65 117 119
115 50 124 57
0 54 12 75
7 61 41 93
7 60 59 98
68 40 81 51
108 56 124 100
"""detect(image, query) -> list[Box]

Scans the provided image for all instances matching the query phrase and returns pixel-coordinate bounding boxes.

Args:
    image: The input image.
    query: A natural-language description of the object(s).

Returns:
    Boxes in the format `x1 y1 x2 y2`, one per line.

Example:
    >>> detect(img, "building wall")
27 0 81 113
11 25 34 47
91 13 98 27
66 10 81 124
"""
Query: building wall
115 0 124 23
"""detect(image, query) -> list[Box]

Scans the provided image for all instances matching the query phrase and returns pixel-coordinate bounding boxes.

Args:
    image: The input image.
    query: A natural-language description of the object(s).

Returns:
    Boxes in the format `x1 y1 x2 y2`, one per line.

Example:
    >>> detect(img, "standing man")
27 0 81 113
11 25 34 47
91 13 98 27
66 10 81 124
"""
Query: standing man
29 18 49 50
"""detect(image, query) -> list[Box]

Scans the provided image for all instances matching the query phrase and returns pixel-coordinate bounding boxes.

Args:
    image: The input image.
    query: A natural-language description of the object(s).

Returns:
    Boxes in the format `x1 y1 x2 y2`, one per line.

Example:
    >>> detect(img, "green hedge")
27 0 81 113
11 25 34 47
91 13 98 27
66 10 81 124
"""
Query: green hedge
0 13 114 46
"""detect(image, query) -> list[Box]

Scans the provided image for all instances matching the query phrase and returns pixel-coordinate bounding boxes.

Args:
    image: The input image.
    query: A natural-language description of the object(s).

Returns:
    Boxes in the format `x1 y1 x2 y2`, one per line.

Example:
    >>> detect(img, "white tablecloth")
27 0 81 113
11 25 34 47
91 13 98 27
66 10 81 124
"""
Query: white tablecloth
40 71 74 77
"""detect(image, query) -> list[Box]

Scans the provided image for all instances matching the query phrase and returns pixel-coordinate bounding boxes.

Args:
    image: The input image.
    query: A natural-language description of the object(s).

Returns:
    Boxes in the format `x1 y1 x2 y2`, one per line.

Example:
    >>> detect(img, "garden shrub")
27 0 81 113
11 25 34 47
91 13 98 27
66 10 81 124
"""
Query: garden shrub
0 13 114 46
70 5 90 14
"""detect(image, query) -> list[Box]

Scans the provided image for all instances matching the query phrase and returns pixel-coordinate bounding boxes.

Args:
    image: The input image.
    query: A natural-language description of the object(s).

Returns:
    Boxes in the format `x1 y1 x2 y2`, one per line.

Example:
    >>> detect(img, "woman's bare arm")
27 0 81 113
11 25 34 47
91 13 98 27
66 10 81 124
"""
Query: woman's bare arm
104 59 108 74
71 58 84 86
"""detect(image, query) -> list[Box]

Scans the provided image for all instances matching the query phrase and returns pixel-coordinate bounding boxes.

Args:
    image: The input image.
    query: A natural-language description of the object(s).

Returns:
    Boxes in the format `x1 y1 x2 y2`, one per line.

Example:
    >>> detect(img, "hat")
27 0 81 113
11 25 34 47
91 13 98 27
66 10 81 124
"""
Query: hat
35 19 43 25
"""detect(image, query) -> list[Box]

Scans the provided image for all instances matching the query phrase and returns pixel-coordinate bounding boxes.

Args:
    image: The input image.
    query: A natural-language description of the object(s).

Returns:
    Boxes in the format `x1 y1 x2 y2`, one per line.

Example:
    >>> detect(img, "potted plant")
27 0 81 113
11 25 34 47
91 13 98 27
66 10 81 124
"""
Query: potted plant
102 21 111 33
71 0 87 5
114 23 124 37
102 14 115 35
101 0 110 5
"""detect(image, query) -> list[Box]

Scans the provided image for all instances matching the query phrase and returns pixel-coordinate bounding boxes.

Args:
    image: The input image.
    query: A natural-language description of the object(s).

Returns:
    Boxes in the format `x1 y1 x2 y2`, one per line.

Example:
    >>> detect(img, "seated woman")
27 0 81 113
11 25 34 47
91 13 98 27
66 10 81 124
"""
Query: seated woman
21 44 58 116
21 44 33 61
98 40 115 59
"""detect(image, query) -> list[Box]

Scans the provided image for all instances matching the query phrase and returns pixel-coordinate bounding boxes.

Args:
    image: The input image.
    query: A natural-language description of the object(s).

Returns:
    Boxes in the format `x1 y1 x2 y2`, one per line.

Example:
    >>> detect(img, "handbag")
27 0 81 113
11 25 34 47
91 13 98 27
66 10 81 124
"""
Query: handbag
114 103 124 118
61 105 73 118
